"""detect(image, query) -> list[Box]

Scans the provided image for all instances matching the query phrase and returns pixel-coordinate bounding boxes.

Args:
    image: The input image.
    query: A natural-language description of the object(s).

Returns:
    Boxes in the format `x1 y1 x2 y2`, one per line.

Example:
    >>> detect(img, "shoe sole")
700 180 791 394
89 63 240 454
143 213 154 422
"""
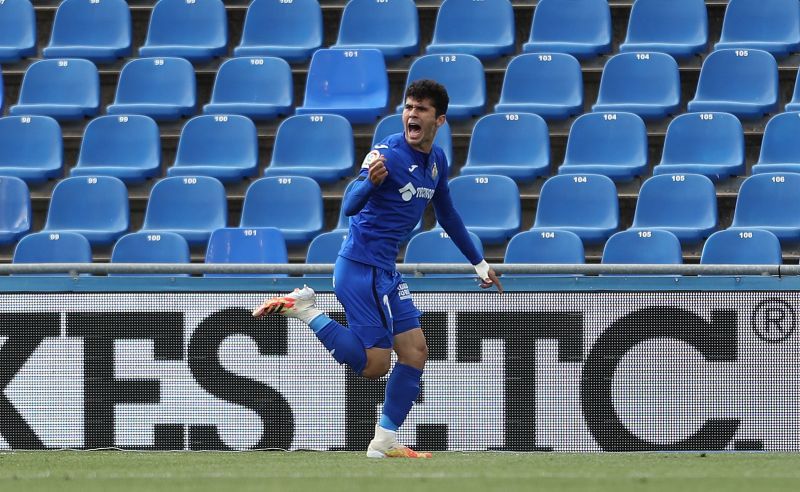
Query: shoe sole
252 296 295 317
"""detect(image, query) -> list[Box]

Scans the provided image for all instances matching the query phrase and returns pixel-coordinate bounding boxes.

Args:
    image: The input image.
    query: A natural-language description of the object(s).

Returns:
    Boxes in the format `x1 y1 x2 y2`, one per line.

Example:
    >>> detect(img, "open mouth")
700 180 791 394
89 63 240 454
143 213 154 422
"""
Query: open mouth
407 121 422 139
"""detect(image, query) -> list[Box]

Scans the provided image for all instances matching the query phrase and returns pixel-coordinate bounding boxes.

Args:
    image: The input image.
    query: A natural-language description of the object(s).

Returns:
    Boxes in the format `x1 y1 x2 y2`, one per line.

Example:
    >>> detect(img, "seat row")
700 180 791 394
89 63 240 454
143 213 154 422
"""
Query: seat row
2 0 798 64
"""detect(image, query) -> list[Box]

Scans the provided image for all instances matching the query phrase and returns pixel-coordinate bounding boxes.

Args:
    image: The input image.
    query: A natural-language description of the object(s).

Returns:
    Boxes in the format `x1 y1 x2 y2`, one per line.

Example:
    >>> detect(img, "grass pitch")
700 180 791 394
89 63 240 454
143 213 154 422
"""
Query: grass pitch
0 451 798 492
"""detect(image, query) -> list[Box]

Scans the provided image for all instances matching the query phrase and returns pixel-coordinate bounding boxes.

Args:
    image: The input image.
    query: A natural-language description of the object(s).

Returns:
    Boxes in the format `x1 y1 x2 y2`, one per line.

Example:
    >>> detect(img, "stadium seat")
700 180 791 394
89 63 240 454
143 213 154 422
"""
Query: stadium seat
373 114 452 165
397 54 485 120
70 114 161 183
687 48 778 118
0 176 31 245
652 112 745 180
234 0 322 62
533 174 619 244
141 176 227 246
265 114 354 183
296 49 388 124
0 67 3 113
715 0 800 57
784 69 800 111
202 57 293 120
139 0 227 62
404 230 484 275
460 113 550 182
752 112 800 174
42 176 129 246
167 115 258 182
107 57 196 121
505 229 585 264
592 52 681 120
445 175 520 244
558 112 648 181
43 0 131 63
426 0 515 60
730 173 800 242
523 0 611 59
240 176 324 245
0 0 36 63
10 59 99 120
494 53 583 120
620 0 708 59
111 231 190 275
0 115 62 184
13 231 92 265
332 0 418 61
700 229 783 264
601 230 683 264
205 227 288 278
307 231 348 264
629 173 717 243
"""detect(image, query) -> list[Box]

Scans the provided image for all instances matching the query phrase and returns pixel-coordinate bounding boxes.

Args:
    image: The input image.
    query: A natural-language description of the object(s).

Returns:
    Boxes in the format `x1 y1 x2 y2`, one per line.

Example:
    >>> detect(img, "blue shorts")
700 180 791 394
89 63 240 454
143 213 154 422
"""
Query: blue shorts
333 256 422 349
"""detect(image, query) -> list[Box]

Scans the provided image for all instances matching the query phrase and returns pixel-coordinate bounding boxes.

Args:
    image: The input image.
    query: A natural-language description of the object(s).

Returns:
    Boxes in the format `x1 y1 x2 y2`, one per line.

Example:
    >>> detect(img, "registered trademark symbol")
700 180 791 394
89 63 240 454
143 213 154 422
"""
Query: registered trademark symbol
751 299 795 343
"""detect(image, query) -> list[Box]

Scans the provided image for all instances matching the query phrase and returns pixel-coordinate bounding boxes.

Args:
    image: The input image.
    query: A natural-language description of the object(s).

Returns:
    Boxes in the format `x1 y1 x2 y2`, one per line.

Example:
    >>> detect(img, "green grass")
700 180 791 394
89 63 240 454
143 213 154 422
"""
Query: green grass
0 451 799 492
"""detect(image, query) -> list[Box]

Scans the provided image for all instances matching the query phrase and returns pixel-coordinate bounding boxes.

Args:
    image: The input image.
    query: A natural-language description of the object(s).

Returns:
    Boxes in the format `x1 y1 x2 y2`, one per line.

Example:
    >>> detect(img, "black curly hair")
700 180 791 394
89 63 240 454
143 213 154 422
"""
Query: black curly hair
404 79 449 117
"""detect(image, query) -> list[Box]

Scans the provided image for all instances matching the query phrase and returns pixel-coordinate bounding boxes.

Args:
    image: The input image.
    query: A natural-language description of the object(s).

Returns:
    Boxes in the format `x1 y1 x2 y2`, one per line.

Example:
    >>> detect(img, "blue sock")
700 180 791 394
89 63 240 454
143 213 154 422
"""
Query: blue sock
308 314 367 375
379 363 423 431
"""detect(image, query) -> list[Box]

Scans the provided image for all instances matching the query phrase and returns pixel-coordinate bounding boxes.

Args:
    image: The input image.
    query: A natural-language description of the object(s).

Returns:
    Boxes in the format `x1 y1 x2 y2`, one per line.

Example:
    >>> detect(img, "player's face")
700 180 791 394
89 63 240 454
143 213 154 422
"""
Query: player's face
402 96 446 153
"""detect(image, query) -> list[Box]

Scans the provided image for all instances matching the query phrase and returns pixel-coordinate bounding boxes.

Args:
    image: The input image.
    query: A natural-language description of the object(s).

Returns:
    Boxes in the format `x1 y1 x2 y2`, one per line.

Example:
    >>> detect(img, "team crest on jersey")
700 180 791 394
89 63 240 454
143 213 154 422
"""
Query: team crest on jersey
361 150 381 169
431 162 438 179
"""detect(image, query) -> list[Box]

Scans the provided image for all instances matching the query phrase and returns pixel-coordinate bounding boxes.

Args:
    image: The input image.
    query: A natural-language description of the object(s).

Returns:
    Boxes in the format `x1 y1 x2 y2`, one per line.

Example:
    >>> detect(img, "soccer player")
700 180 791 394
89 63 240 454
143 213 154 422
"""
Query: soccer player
252 79 503 458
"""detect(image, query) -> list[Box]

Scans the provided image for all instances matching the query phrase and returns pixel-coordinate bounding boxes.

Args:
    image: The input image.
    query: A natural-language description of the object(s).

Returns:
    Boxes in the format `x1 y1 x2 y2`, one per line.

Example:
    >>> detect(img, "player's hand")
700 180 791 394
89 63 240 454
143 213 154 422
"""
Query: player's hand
479 267 503 293
368 155 388 186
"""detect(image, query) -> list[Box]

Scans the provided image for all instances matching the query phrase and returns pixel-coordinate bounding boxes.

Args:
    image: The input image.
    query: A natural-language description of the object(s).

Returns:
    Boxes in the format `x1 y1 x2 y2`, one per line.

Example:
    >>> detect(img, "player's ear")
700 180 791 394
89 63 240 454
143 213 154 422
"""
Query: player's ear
435 114 446 128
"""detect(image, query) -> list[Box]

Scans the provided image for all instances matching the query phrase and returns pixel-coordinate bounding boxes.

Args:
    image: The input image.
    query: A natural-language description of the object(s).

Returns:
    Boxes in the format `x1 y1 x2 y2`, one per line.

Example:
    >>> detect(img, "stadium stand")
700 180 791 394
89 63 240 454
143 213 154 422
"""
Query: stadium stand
601 229 684 264
332 0 419 61
653 112 745 180
398 54 485 120
167 114 259 182
233 0 322 62
459 112 550 182
494 53 583 120
620 0 708 59
110 231 191 274
0 176 31 246
714 0 800 57
12 231 92 265
373 114 453 165
204 227 288 277
140 176 227 246
445 175 521 245
505 229 585 265
700 228 783 265
138 0 227 62
425 0 515 60
752 112 800 174
202 57 293 121
0 115 63 184
0 0 36 63
730 173 800 243
240 176 324 245
558 112 648 181
107 57 196 121
523 0 612 59
10 58 100 120
43 0 131 63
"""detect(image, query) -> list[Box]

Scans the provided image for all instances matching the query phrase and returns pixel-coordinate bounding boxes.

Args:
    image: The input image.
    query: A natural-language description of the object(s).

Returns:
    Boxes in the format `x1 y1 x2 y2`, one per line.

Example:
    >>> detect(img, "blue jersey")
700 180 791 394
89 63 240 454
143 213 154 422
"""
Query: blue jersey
339 132 482 271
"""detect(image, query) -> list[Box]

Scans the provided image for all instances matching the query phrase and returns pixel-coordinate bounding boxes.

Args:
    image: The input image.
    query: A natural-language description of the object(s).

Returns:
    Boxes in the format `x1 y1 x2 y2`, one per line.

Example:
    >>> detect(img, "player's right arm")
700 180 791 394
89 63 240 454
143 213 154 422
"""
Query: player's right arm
343 150 389 216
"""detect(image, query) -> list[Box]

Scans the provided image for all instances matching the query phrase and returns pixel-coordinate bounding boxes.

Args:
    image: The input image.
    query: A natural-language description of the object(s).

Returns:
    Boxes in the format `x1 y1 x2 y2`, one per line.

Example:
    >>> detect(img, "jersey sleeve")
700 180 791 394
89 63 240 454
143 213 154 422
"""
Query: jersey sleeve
343 144 396 217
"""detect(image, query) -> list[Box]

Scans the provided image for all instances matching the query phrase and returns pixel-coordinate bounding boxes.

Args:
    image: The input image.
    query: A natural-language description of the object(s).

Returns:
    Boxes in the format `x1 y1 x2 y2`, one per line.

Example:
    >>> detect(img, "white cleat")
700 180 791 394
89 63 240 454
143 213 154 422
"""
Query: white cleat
251 285 322 324
366 426 432 459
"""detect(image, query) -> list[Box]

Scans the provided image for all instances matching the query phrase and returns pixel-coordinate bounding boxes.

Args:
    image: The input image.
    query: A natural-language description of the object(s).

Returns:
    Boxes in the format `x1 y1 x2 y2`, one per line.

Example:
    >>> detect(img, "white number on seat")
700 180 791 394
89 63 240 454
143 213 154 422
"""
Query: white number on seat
475 177 489 184
183 178 197 184
147 235 161 241
573 176 588 183
540 231 555 239
739 232 753 239
278 178 292 185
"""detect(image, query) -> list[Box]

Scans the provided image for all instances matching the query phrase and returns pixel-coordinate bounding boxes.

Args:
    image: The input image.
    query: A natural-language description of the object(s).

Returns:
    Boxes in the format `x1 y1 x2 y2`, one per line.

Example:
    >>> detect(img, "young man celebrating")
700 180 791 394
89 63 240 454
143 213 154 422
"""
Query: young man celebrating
253 80 502 458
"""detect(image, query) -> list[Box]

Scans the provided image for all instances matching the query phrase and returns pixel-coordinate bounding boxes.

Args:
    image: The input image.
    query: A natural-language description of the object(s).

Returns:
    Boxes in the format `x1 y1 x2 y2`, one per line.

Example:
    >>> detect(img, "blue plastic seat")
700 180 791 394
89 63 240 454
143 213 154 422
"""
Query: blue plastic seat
1 67 3 113
592 52 681 120
42 176 129 246
205 227 288 278
620 0 708 59
700 229 783 264
505 229 585 264
601 229 683 264
523 0 611 59
715 0 800 57
426 0 514 60
397 54 485 120
296 49 388 124
13 231 92 265
460 113 549 182
730 173 800 242
167 115 258 182
43 0 131 63
141 176 227 246
533 174 619 244
240 176 324 245
0 0 36 63
558 112 648 181
653 112 745 181
107 57 196 121
332 0 418 61
404 230 484 275
494 53 583 120
445 175 520 244
307 231 348 263
0 176 31 245
753 112 800 174
266 114 354 183
0 115 62 184
203 57 293 120
373 114 452 165
10 59 99 120
139 0 227 62
111 231 190 275
234 0 322 63
70 115 160 183
629 173 717 244
687 49 778 118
